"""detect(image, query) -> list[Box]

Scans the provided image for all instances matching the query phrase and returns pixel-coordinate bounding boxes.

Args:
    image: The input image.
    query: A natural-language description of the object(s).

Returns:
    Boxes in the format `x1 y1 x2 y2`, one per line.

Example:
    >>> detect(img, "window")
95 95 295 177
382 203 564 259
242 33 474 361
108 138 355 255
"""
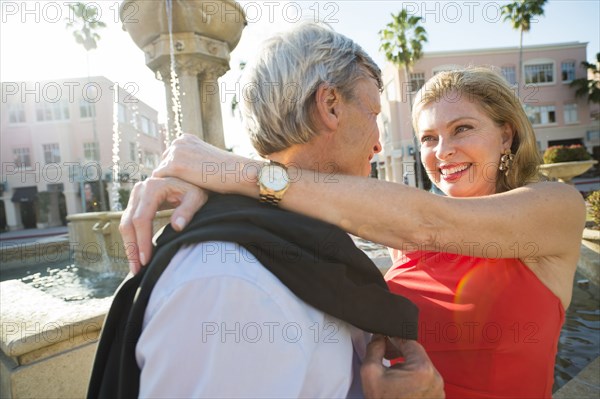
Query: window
79 99 96 118
36 101 69 122
409 72 425 92
140 116 150 135
84 142 100 162
8 103 26 124
561 61 576 82
129 142 137 162
524 63 554 84
564 103 578 124
501 66 516 85
118 104 127 124
526 105 556 125
144 152 158 169
43 143 61 164
14 148 31 168
150 121 158 137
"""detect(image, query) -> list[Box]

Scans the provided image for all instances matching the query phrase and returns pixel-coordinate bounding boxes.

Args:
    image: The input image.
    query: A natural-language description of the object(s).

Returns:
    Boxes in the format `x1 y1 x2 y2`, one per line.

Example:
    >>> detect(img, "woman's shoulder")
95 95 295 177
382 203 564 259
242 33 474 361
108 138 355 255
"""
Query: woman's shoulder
520 180 584 197
512 181 586 216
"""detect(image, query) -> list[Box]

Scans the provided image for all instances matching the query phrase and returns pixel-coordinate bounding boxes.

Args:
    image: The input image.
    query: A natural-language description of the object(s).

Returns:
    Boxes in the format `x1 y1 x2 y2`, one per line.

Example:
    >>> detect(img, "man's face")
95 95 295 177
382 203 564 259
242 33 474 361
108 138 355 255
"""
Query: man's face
328 77 383 177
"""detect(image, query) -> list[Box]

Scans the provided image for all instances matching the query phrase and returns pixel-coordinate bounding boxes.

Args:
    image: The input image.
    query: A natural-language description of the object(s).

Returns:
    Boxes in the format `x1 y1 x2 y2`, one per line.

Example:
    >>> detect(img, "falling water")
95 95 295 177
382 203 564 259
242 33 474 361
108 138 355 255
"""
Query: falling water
92 220 116 274
165 0 183 146
110 83 122 211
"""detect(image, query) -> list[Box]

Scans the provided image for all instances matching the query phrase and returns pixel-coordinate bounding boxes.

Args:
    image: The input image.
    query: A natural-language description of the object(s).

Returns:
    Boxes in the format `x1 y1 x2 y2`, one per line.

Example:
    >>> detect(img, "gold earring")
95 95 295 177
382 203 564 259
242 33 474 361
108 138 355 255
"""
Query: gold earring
499 149 514 175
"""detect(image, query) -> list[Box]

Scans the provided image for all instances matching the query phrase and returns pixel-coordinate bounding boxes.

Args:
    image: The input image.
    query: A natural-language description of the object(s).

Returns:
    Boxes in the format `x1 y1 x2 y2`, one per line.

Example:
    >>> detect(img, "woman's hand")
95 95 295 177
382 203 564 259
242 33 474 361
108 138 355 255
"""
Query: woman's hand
361 335 444 399
119 176 209 274
120 134 263 274
153 134 261 195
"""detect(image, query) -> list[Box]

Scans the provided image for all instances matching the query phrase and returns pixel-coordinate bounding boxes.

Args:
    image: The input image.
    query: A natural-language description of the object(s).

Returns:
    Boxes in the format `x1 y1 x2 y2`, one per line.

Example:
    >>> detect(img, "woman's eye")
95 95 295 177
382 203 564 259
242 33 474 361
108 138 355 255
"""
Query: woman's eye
455 125 472 133
420 135 437 143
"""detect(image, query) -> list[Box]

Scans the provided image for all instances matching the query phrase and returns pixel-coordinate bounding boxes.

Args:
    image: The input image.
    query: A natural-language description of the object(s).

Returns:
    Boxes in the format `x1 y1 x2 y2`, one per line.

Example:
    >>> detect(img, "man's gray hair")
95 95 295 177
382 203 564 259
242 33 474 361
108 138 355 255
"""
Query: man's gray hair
240 23 382 156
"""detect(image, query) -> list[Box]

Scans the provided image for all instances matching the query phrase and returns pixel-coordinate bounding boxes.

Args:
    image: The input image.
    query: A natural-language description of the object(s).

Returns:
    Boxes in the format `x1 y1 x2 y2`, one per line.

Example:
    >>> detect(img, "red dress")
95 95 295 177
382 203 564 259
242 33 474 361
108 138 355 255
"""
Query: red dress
385 251 564 399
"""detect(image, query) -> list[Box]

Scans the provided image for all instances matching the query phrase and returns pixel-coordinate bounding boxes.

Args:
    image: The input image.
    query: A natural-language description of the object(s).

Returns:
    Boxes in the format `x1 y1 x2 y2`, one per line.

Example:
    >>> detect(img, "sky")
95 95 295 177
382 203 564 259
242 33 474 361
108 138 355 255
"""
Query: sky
1 0 599 155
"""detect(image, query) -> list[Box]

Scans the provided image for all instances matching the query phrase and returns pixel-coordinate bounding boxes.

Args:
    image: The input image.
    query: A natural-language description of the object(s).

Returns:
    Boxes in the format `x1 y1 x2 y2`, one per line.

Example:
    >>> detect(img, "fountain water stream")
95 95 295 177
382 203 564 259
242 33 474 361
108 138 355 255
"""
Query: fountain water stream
110 83 122 211
91 219 115 274
165 0 183 145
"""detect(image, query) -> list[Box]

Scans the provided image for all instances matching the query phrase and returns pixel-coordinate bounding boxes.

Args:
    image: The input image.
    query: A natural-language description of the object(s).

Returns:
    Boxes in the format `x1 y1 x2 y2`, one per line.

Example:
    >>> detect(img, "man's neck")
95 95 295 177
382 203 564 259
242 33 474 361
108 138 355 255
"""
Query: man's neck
267 141 327 173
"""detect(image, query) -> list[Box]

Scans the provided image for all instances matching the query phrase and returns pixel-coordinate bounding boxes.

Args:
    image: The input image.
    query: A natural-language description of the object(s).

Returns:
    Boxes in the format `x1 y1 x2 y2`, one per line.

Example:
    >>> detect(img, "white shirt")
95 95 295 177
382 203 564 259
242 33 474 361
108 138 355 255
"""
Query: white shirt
137 241 366 398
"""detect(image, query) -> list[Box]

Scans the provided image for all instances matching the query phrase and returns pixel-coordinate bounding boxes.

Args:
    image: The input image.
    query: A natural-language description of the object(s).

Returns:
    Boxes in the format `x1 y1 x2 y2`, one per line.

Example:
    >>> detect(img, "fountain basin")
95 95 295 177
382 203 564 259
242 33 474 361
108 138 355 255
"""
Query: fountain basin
67 210 173 274
0 280 111 398
120 0 246 51
539 160 598 183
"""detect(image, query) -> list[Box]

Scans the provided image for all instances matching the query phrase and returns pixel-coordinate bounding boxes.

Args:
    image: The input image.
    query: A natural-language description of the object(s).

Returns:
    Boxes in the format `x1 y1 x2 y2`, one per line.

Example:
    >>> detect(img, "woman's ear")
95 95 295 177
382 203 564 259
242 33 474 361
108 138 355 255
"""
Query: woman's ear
315 84 340 131
502 123 515 150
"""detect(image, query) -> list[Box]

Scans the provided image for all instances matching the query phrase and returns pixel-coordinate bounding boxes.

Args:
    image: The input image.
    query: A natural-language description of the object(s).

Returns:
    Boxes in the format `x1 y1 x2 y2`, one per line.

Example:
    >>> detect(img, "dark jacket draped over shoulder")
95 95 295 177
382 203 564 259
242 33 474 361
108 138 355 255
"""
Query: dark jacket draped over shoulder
87 195 419 399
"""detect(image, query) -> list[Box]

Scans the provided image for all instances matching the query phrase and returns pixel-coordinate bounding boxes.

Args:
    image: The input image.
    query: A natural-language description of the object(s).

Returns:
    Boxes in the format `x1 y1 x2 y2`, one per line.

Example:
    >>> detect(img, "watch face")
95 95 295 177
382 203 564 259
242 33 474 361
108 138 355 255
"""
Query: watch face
260 164 289 191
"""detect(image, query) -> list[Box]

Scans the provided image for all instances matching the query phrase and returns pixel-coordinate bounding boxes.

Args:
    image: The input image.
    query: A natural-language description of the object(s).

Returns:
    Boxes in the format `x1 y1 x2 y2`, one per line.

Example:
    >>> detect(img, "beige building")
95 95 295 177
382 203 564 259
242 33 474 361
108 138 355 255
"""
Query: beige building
377 41 600 187
0 76 164 231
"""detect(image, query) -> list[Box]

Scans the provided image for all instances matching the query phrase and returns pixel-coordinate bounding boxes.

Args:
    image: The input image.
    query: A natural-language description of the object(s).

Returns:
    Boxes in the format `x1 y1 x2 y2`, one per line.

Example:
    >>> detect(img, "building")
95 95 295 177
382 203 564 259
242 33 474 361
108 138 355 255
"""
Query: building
377 42 600 186
0 76 164 231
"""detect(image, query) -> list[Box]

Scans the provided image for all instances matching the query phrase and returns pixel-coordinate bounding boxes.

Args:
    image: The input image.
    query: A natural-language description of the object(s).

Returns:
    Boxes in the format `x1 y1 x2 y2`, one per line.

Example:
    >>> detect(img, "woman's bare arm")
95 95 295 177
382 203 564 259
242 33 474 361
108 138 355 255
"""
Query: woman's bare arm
277 173 585 261
123 135 586 271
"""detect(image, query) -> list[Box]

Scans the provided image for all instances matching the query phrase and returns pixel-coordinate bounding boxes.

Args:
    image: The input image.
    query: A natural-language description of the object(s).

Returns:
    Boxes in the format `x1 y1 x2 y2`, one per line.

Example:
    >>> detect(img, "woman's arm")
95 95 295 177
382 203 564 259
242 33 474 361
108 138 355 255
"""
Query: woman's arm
277 173 586 262
123 135 586 270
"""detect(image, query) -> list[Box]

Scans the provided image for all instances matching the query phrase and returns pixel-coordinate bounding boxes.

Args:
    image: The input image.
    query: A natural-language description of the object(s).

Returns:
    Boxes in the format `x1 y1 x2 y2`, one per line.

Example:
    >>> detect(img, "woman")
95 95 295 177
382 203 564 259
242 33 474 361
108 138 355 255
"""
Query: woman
121 68 586 398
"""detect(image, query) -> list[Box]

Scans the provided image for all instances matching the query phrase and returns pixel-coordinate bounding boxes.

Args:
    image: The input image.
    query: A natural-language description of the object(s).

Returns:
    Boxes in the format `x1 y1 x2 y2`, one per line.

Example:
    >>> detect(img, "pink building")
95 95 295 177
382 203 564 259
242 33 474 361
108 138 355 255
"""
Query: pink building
377 42 599 187
0 76 164 231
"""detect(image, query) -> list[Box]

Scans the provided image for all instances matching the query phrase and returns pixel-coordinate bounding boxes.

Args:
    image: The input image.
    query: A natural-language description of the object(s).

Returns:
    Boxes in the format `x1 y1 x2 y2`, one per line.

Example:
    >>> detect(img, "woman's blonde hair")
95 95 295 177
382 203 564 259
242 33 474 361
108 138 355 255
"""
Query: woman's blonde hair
412 67 542 192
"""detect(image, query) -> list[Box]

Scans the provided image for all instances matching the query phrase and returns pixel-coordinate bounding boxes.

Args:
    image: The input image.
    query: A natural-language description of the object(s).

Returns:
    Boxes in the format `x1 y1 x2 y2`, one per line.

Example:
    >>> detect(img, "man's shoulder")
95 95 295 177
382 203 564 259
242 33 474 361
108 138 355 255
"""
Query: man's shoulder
154 241 279 291
147 241 327 321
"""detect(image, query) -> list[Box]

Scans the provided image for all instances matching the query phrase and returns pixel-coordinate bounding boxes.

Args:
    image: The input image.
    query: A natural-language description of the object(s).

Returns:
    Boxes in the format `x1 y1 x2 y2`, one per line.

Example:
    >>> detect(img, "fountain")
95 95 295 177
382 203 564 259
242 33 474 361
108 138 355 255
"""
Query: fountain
0 2 246 397
538 160 598 184
121 0 246 148
66 0 246 272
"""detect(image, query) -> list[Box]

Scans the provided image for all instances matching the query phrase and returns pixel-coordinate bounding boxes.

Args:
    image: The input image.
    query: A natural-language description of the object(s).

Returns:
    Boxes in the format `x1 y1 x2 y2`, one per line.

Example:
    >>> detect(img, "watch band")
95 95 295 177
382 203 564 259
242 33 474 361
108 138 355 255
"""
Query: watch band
259 193 283 206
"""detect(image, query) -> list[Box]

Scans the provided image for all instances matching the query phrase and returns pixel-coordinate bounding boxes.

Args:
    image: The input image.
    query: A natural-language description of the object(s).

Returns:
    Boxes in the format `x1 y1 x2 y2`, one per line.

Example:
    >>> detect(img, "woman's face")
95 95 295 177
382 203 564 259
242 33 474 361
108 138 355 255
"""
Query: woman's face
416 94 513 198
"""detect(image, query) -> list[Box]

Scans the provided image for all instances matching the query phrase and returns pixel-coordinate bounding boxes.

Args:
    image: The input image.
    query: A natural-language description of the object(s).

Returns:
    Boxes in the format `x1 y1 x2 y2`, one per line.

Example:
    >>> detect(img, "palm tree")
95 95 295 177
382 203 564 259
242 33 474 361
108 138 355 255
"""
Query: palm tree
231 61 247 118
570 53 600 105
501 0 547 96
379 10 428 189
65 2 107 210
65 2 106 51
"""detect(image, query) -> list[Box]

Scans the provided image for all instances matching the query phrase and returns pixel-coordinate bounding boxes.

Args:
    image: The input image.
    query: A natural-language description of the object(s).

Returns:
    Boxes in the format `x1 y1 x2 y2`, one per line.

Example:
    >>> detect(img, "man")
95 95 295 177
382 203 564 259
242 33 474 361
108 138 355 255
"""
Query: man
90 23 443 398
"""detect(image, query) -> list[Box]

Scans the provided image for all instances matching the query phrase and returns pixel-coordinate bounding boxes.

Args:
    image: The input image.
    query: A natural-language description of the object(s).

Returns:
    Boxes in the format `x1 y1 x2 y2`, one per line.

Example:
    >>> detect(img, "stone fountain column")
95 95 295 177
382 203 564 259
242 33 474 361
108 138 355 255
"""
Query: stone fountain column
121 0 246 149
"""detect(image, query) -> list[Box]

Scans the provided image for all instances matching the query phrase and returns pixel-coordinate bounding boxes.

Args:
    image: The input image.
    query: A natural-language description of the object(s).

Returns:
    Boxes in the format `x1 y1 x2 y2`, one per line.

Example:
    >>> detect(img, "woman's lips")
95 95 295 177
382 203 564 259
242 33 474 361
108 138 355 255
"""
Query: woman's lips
439 163 471 182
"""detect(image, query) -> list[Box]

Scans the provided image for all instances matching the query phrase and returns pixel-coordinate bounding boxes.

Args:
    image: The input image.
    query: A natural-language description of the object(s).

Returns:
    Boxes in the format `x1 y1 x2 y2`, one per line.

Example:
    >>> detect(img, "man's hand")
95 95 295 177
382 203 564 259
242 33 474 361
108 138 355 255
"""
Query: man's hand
361 335 444 399
119 177 208 274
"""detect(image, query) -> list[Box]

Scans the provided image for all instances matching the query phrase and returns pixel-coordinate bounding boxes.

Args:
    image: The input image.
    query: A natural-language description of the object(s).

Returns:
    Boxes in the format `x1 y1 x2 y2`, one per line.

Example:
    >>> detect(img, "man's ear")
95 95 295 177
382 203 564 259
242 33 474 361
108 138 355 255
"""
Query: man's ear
315 84 340 131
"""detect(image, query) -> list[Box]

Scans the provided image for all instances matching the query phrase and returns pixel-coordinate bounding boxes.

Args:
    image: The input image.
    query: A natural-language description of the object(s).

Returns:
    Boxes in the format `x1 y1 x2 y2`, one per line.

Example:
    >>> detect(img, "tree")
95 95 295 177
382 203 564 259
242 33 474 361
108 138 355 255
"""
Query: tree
65 2 107 211
230 61 247 118
501 0 547 96
570 53 600 105
65 2 106 51
379 10 428 189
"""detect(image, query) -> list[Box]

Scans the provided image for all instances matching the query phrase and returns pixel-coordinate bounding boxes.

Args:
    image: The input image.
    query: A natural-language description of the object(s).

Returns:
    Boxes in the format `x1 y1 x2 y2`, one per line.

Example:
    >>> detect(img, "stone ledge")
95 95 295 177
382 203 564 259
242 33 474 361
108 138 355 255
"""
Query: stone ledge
554 357 600 399
0 280 110 359
578 243 600 286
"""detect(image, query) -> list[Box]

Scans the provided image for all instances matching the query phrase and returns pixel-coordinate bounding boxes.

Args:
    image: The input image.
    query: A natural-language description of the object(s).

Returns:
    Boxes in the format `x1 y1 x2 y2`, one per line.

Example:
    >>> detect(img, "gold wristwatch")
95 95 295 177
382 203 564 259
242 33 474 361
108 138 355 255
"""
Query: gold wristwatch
258 161 290 206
